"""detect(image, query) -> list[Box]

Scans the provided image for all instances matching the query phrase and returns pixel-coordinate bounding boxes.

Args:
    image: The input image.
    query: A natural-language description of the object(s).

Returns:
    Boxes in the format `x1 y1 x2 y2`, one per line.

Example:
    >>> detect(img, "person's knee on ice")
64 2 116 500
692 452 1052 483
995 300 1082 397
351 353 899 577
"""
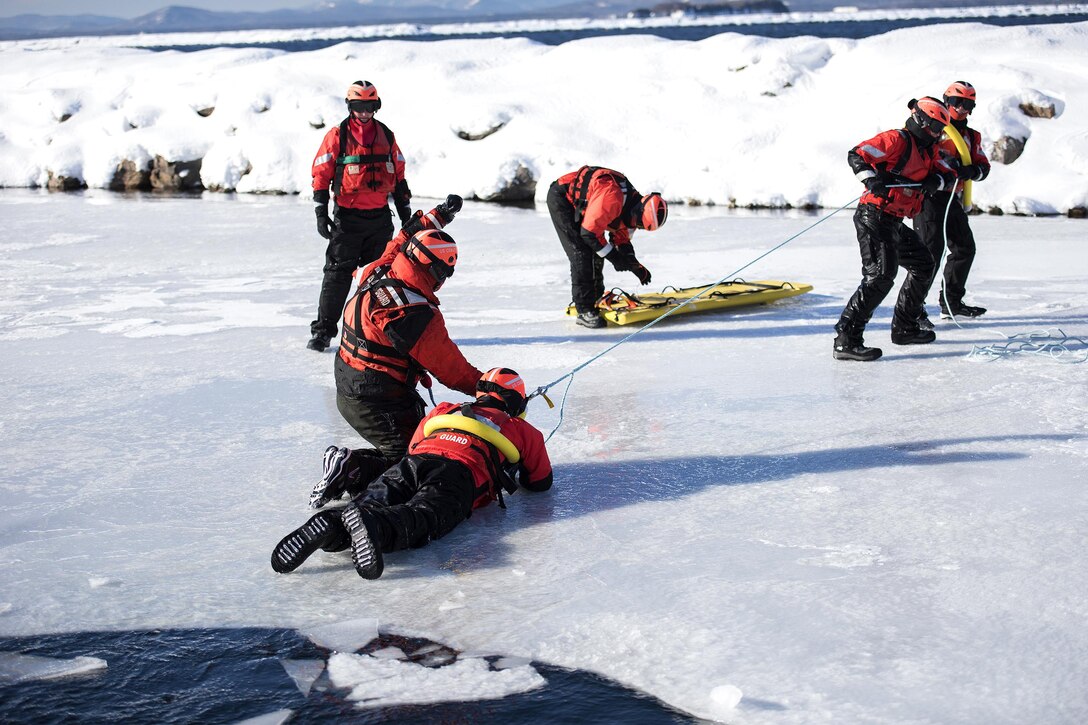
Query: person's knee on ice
321 196 484 505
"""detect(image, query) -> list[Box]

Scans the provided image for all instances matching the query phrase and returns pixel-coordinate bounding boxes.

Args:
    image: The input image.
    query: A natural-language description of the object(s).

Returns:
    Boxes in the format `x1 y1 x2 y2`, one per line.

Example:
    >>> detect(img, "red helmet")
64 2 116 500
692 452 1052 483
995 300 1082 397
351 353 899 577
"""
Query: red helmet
402 229 457 288
943 80 977 120
476 367 527 416
908 96 951 137
638 193 668 231
346 80 381 112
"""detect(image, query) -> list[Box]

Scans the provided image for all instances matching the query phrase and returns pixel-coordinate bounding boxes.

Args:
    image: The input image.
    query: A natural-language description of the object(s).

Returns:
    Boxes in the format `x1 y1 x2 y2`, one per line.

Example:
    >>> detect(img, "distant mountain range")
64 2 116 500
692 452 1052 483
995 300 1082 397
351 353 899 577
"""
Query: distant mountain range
0 0 1068 41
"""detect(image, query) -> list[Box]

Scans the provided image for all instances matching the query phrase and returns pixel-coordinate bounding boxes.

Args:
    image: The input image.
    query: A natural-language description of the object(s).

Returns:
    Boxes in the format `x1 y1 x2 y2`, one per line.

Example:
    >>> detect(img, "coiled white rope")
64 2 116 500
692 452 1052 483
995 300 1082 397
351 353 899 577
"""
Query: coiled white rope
932 184 1085 363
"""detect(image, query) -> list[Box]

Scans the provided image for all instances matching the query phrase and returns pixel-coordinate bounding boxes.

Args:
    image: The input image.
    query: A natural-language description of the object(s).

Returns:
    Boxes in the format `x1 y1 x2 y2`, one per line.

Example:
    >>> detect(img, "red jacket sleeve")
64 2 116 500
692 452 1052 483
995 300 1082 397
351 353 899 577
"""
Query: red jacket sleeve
311 126 339 193
501 417 552 491
391 138 407 185
408 314 482 396
968 128 991 178
848 129 908 182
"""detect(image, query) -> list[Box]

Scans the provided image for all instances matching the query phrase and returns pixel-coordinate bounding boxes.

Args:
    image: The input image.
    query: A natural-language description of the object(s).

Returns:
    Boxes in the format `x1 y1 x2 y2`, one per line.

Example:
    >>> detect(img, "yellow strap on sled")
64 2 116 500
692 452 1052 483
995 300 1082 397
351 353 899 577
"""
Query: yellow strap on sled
423 414 521 464
943 123 973 209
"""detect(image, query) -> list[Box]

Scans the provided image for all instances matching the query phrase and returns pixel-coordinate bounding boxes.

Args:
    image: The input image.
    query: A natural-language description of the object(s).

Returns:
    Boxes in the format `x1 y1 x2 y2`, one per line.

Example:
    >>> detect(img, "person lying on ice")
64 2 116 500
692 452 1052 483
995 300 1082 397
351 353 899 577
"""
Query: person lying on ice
271 368 553 580
326 194 486 489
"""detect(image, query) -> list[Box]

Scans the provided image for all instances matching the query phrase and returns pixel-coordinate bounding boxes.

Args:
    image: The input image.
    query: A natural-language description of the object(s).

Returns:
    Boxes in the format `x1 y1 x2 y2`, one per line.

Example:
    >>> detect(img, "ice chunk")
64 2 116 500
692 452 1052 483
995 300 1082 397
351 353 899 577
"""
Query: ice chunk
300 618 379 653
369 647 406 660
280 659 324 697
493 656 533 670
710 684 743 711
326 651 545 707
0 652 108 684
88 577 122 588
231 709 293 725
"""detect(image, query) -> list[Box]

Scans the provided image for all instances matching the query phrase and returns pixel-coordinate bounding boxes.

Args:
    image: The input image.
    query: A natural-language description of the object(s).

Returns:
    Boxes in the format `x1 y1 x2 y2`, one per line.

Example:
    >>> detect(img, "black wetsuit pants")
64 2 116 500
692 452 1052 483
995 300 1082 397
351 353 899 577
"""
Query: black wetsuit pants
548 181 605 314
334 356 426 465
914 192 977 310
354 455 477 552
311 206 393 338
835 203 935 343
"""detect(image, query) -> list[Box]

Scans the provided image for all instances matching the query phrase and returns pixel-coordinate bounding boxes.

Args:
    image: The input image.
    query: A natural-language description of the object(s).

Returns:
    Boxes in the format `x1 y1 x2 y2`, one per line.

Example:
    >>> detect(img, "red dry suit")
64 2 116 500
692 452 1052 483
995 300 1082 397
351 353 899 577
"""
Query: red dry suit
312 116 408 210
555 165 644 255
848 129 955 218
409 401 553 510
337 216 481 396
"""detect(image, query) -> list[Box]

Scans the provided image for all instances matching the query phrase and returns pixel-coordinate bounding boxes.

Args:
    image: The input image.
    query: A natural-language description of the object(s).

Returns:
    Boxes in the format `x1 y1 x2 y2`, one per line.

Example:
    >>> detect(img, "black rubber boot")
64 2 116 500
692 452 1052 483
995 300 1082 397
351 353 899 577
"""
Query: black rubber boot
833 340 883 361
891 327 937 345
271 510 349 574
575 311 606 328
341 503 385 580
833 329 882 361
941 303 986 319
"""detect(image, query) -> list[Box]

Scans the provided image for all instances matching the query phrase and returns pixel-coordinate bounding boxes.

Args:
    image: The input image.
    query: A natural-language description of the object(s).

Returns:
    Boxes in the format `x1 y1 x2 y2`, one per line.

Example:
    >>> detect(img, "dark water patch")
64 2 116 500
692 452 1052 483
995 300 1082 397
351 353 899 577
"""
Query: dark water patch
137 13 1088 52
0 628 697 724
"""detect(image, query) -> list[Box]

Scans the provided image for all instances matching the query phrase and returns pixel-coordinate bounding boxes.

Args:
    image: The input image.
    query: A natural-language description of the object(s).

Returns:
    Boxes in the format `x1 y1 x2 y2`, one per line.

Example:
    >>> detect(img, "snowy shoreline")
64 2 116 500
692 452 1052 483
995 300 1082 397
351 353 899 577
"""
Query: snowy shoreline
1 19 1086 215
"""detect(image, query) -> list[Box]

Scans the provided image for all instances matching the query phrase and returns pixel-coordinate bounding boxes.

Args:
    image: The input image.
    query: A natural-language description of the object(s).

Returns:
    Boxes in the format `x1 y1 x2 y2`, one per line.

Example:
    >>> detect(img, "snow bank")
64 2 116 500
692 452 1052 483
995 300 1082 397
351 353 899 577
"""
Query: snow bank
0 20 1086 213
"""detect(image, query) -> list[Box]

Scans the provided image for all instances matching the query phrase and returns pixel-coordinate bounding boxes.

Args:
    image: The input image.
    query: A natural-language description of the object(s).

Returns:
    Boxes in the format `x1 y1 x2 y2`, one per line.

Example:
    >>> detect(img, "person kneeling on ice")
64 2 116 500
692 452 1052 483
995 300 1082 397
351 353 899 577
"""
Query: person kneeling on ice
328 194 485 481
834 97 956 362
271 368 553 580
547 165 668 329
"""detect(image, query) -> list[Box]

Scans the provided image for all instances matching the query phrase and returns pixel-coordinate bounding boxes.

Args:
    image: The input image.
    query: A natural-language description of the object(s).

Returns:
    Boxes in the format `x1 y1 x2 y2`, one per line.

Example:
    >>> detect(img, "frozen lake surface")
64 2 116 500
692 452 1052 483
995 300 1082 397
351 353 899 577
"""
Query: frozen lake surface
1 191 1086 723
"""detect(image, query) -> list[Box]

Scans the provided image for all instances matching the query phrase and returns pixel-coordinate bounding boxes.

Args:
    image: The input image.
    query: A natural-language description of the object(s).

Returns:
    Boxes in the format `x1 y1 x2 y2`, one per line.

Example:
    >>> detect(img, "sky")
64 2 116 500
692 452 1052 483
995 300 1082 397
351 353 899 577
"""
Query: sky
1 15 1087 725
0 0 309 18
0 0 1066 20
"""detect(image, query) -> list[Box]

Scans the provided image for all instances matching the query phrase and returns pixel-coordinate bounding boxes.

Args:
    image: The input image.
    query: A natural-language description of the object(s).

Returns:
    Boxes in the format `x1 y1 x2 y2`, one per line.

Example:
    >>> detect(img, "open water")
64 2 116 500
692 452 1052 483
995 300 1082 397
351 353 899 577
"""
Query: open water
0 628 696 724
143 10 1088 52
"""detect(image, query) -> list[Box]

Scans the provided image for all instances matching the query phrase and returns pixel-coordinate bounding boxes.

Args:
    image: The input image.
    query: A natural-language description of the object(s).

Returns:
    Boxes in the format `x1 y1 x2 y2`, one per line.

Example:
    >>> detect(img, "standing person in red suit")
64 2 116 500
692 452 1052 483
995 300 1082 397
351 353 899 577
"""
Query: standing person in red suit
548 165 668 328
308 80 413 352
317 194 484 494
914 81 992 325
835 97 956 361
271 368 553 580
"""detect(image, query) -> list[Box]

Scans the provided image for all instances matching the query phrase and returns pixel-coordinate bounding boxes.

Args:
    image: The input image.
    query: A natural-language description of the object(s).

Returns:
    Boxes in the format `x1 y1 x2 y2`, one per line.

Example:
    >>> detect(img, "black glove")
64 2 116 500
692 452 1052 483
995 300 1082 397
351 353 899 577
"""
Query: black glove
393 179 413 226
313 189 335 240
863 173 891 199
605 245 638 272
957 164 980 181
633 263 652 286
921 174 944 193
434 194 463 225
400 209 426 237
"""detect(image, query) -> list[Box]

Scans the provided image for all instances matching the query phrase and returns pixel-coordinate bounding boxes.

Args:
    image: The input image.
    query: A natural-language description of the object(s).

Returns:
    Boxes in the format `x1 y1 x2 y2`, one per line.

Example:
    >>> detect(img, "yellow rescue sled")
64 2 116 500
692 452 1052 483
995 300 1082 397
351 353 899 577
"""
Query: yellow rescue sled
565 279 814 326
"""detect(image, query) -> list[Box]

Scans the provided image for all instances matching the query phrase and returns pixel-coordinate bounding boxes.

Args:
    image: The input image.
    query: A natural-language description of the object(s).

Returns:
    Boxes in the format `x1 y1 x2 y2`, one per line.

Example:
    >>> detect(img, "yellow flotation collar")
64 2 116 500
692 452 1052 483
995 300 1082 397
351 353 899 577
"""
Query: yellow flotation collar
943 123 973 209
423 414 521 464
